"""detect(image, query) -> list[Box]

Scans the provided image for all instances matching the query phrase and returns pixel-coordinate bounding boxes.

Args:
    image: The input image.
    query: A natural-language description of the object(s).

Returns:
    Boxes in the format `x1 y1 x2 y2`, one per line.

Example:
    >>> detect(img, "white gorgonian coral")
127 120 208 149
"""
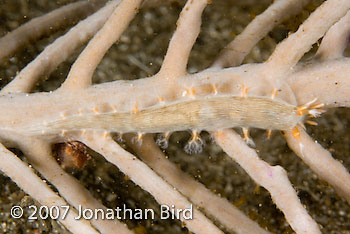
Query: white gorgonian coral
0 0 349 233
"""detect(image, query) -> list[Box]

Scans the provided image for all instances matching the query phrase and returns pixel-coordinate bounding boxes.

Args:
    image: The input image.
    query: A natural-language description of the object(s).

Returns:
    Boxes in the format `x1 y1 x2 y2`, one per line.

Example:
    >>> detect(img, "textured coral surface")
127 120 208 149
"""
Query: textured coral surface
0 0 349 233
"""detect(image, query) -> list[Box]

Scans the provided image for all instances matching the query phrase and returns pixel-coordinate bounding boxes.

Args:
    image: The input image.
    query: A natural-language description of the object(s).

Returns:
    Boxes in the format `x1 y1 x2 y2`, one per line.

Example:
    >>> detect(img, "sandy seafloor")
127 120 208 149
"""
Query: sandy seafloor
0 0 349 233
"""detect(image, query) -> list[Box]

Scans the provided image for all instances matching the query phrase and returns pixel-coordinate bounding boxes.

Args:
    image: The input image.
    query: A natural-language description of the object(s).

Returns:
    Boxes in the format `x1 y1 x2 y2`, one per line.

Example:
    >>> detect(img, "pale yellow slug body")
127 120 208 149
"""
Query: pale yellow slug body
45 95 302 134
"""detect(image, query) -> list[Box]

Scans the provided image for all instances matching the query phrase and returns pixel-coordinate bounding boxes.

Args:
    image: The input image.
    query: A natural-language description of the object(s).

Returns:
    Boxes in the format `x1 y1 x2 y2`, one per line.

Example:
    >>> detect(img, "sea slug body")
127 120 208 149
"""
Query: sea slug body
42 95 304 135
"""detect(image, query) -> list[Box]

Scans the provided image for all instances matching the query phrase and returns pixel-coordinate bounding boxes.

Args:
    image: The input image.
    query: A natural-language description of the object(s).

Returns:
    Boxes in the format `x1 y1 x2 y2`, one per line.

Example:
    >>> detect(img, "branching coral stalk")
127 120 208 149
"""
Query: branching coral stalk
158 0 207 78
2 0 119 94
77 132 223 234
266 0 350 76
212 0 310 68
0 0 349 233
284 126 350 204
1 58 349 136
214 129 321 234
61 0 141 90
0 143 98 234
316 10 350 61
0 0 104 64
288 57 350 107
17 137 132 234
124 134 270 234
0 1 137 233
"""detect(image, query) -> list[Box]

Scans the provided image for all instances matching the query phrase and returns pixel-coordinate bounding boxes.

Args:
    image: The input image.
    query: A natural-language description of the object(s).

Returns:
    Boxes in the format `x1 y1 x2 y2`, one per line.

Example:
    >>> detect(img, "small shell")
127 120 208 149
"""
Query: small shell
53 141 91 170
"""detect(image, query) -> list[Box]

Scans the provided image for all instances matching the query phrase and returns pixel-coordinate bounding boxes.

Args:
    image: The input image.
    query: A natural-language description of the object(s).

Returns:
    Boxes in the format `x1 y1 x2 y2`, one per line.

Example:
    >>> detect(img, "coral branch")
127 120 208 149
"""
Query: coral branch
315 10 350 61
214 129 320 234
0 1 349 232
212 0 310 68
0 143 98 234
159 0 207 78
288 58 350 108
18 137 132 234
61 0 142 90
0 58 349 136
125 134 270 234
265 0 350 76
284 126 350 204
1 0 118 94
0 0 103 64
78 131 224 234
